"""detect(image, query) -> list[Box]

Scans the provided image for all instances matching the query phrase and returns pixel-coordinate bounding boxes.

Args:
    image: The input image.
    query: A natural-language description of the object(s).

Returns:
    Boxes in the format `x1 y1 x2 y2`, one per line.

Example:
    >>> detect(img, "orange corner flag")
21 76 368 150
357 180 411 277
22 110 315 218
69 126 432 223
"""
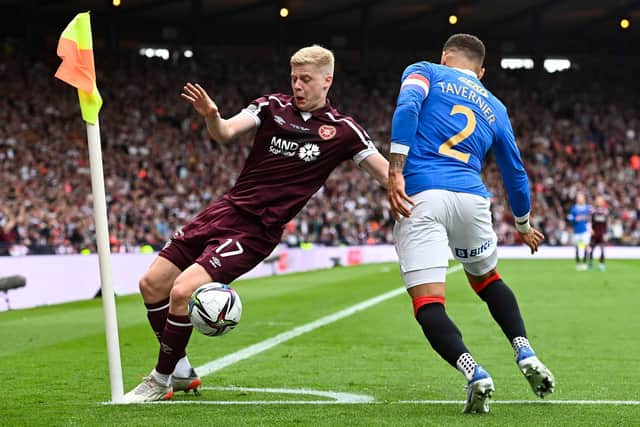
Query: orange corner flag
55 12 102 125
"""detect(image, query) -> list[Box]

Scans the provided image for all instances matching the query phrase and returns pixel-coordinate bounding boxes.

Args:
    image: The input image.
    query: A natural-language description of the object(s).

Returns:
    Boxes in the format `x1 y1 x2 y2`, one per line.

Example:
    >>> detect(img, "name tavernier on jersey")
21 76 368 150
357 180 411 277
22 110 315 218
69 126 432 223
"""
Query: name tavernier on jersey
392 61 530 219
434 75 497 125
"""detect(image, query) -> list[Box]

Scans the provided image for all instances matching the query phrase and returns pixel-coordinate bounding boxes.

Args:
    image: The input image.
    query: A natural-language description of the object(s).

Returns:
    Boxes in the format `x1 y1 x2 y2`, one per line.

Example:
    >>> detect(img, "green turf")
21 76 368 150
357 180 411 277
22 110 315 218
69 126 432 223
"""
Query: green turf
1 259 638 426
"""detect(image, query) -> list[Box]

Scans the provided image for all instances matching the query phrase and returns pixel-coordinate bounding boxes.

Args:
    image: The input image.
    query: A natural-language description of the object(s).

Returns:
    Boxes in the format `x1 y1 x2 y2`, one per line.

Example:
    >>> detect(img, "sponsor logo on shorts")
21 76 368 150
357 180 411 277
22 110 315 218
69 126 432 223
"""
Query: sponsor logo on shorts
209 256 222 268
454 239 492 259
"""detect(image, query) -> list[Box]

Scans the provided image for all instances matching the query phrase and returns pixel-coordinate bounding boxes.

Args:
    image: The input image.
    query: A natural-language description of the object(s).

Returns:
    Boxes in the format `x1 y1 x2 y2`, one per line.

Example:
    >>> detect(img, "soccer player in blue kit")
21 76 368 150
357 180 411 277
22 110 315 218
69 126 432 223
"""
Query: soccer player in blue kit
387 34 555 413
567 193 592 271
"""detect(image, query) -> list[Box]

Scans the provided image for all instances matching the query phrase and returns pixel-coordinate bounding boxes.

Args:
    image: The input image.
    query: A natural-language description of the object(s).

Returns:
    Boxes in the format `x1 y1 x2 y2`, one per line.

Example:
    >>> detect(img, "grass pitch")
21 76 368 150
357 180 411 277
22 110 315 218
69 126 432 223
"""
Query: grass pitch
1 259 638 426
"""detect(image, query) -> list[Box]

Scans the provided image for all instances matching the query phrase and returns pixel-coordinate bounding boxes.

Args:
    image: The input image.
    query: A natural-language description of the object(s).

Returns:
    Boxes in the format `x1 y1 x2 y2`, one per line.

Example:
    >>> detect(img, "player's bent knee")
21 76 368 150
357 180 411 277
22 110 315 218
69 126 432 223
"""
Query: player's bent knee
462 249 497 276
403 266 448 288
462 249 499 293
139 273 164 300
412 295 445 318
170 276 204 304
467 270 501 294
169 282 194 304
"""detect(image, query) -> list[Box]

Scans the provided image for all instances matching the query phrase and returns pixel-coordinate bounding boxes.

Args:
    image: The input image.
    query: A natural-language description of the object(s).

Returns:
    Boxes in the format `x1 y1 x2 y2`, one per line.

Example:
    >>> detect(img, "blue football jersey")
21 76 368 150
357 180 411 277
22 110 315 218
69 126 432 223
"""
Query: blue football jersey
568 204 592 233
390 61 530 218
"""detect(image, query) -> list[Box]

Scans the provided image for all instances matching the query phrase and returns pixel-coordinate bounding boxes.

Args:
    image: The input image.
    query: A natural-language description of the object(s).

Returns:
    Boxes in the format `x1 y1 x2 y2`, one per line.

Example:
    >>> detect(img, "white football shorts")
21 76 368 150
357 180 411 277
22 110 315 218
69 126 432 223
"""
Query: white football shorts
573 231 591 247
393 189 498 288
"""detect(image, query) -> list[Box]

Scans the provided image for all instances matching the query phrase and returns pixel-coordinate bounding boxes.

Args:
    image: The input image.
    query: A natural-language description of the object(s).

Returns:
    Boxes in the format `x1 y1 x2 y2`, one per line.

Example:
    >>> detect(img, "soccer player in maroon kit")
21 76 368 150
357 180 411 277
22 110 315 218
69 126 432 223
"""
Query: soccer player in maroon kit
123 45 389 402
589 196 609 271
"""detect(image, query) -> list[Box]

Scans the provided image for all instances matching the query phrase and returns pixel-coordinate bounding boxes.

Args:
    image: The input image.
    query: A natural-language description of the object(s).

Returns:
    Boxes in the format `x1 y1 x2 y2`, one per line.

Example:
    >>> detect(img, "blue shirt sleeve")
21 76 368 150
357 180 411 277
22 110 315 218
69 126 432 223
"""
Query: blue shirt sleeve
492 112 531 218
390 63 431 153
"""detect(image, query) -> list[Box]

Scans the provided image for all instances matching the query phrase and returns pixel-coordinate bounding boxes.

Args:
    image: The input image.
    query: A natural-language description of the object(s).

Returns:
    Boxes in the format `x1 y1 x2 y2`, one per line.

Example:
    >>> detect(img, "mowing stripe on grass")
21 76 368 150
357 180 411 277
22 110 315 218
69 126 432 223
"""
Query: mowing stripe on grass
138 399 640 406
195 264 463 377
399 400 640 406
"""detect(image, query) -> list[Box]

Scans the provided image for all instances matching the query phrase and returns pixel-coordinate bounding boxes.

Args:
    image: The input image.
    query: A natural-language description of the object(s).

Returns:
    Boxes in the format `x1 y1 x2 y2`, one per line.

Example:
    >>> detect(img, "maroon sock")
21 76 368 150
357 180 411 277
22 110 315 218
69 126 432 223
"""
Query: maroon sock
155 313 193 375
145 298 170 342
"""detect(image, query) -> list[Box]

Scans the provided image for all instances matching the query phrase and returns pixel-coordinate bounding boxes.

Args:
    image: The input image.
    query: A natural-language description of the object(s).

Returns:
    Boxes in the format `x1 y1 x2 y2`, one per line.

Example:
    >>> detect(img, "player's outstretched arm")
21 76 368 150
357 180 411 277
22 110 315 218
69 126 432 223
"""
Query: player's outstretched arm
359 153 389 189
518 227 545 255
181 82 256 143
388 153 415 220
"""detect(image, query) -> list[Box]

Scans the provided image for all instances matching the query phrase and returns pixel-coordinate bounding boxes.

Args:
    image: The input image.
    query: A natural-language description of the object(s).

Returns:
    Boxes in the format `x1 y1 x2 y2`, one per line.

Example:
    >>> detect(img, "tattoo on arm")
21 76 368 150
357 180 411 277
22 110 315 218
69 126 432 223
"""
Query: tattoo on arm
389 153 407 173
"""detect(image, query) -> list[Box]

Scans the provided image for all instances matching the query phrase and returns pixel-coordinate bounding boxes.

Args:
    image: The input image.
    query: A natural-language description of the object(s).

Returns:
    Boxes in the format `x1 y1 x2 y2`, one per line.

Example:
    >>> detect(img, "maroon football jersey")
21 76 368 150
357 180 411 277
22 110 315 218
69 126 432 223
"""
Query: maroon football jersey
222 93 378 225
591 206 609 237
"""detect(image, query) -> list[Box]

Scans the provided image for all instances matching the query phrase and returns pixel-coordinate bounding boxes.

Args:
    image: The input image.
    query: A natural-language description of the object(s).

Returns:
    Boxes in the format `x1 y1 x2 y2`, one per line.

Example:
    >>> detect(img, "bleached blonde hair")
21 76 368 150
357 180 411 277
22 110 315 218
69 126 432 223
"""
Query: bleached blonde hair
290 45 335 76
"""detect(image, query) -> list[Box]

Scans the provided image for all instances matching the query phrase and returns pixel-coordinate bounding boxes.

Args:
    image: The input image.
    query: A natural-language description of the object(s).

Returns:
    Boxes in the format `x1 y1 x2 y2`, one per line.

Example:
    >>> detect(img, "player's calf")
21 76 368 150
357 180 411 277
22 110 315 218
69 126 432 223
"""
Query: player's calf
414 295 469 368
413 294 494 413
470 272 528 342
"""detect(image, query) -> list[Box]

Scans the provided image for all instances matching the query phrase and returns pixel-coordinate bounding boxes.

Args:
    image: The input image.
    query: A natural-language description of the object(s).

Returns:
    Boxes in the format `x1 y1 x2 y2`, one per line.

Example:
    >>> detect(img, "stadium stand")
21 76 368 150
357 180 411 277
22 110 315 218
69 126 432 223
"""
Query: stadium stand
0 49 638 255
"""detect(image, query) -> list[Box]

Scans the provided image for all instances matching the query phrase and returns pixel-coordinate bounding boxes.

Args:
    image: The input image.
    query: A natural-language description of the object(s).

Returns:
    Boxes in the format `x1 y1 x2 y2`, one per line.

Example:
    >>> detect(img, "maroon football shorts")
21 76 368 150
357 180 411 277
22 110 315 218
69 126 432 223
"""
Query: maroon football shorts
590 233 605 246
159 199 283 283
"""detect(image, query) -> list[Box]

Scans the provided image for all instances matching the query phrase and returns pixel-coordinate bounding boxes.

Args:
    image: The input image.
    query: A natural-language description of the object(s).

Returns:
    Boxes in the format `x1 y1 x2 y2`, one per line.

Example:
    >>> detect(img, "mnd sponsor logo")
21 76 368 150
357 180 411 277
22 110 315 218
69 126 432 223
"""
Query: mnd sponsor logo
269 137 321 161
269 136 300 157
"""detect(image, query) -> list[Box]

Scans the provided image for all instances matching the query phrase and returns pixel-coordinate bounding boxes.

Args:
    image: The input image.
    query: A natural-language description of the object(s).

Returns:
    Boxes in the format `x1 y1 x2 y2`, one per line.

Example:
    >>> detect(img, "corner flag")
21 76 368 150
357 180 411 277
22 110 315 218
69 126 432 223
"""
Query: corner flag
55 12 124 403
55 12 102 124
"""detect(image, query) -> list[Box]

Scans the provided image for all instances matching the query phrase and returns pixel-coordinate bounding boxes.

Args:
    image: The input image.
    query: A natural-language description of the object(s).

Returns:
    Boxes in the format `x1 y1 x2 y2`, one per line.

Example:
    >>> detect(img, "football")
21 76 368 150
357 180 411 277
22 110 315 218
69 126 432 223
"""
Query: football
188 283 242 337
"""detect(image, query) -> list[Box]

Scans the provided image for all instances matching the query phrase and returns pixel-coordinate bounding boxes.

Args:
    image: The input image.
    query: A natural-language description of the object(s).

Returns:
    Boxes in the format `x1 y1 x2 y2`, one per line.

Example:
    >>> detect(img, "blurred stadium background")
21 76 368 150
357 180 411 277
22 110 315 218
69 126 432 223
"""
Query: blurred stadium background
1 0 639 256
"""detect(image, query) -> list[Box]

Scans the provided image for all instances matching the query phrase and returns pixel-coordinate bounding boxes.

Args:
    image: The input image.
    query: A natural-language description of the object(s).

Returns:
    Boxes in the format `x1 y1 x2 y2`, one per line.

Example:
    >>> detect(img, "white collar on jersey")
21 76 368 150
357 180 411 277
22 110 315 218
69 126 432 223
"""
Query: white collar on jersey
300 111 312 121
452 67 478 78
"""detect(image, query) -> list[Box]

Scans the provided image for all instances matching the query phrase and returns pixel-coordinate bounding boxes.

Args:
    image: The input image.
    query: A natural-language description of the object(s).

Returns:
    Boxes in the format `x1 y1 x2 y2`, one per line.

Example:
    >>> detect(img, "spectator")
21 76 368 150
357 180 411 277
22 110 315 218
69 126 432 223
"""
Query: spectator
0 49 638 254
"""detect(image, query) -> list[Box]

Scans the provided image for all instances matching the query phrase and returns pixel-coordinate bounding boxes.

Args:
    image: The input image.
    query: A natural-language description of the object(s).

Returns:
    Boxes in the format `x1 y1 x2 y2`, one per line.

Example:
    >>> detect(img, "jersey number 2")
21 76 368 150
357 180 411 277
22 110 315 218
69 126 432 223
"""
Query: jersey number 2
438 105 475 163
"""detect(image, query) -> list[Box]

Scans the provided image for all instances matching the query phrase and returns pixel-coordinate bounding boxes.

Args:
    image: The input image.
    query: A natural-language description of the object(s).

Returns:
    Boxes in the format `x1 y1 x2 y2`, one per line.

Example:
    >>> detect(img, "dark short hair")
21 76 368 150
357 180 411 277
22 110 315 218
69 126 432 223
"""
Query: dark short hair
443 34 485 65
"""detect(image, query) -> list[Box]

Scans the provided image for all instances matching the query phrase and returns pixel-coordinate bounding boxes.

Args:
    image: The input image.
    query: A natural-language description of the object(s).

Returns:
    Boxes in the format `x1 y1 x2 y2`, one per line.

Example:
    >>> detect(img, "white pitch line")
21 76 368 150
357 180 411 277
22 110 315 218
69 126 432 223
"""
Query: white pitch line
200 386 375 403
196 264 463 377
148 400 363 405
146 386 376 405
119 399 640 406
399 400 640 406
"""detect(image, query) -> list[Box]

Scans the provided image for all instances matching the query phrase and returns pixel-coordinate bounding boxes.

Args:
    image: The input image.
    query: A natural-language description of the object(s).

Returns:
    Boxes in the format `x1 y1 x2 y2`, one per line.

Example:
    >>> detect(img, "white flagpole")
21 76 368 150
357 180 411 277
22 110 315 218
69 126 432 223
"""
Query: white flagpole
86 118 125 403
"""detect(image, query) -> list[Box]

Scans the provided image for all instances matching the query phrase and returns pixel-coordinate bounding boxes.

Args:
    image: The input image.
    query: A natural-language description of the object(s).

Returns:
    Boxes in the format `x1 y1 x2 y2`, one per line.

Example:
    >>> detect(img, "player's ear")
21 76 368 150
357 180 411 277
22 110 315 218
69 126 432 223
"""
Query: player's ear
478 67 485 80
324 74 333 90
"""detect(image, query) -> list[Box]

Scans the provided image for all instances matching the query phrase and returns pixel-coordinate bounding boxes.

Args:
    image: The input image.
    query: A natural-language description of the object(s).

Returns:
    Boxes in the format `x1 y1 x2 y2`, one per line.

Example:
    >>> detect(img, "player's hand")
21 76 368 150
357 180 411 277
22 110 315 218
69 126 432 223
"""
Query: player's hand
519 227 544 254
388 170 415 220
181 83 219 118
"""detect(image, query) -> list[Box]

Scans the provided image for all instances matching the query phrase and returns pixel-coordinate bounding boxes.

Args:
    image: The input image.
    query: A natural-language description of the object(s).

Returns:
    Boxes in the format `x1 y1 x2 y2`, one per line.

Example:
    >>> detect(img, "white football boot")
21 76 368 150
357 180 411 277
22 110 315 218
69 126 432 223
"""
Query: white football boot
171 368 202 395
122 375 173 403
463 365 495 414
516 346 555 398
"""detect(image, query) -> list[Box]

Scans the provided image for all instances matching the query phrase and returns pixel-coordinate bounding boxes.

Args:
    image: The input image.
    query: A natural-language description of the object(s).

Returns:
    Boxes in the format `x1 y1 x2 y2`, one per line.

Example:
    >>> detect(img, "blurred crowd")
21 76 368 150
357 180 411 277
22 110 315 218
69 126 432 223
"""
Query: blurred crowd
1 49 639 256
